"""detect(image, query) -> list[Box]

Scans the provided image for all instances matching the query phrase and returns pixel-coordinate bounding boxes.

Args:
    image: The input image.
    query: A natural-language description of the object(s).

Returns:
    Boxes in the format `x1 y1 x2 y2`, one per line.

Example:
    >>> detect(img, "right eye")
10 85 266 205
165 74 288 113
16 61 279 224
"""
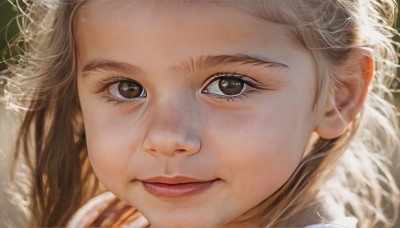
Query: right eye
108 80 147 100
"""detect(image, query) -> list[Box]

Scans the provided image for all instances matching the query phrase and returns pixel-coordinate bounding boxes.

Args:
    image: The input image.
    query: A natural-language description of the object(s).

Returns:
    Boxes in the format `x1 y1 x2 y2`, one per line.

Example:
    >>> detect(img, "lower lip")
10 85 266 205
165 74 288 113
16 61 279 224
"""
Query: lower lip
142 180 217 198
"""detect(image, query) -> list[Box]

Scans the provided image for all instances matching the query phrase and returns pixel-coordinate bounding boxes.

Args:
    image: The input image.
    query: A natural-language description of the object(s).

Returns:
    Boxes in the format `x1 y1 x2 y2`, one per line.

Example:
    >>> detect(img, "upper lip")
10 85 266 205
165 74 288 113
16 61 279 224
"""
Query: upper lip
141 176 214 184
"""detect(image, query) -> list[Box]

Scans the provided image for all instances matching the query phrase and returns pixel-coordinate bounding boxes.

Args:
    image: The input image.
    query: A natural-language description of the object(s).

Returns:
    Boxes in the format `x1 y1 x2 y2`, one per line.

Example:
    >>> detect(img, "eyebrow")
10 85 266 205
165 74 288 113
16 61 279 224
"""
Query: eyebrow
82 59 143 76
176 54 288 73
81 54 288 76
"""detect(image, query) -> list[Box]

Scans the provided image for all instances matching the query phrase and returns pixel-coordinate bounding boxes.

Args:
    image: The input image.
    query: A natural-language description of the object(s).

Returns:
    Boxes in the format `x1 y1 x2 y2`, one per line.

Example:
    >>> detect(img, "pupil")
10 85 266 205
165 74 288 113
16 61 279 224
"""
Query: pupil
218 78 244 95
118 81 142 98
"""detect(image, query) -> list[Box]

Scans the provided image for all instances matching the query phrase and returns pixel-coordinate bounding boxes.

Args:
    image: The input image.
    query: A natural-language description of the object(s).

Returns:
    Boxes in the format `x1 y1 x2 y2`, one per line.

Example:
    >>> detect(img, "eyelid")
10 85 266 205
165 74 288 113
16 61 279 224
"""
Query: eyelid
202 72 263 90
92 75 135 93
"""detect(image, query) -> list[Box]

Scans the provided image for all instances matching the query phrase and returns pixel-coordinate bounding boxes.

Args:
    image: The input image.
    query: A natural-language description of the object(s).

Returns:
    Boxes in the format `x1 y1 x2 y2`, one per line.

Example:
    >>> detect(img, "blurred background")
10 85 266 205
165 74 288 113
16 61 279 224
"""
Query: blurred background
0 1 399 227
0 2 23 227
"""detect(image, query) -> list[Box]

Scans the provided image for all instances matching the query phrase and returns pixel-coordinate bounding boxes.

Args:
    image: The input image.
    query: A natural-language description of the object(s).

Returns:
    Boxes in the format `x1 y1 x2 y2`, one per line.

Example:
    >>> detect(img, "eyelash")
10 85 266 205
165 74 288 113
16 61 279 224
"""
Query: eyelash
201 72 264 102
93 72 264 105
93 75 142 105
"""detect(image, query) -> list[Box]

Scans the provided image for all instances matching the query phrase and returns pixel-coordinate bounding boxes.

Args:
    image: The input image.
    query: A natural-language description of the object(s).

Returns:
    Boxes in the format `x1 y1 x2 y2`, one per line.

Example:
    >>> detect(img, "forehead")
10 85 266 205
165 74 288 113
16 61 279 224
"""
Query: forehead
74 1 307 66
74 0 302 49
75 0 295 26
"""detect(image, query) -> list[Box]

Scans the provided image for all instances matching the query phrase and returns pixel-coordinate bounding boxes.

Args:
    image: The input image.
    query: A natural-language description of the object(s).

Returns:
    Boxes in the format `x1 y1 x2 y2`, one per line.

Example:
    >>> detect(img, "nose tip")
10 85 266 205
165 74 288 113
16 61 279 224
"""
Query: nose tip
142 133 201 157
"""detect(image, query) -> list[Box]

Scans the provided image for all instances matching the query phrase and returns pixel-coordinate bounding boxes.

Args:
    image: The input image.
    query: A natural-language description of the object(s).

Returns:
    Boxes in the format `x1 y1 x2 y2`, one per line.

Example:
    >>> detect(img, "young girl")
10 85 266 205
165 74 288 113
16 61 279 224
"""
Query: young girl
2 0 400 227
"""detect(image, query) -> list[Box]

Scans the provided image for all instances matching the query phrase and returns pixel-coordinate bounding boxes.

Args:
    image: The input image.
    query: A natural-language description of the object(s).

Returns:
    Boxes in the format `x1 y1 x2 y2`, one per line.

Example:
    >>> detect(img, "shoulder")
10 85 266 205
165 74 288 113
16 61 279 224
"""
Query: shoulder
67 191 149 227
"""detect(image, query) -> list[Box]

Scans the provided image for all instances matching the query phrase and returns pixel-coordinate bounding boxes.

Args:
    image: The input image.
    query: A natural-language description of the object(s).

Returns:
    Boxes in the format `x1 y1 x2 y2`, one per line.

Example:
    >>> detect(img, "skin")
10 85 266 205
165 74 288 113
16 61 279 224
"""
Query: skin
75 1 337 227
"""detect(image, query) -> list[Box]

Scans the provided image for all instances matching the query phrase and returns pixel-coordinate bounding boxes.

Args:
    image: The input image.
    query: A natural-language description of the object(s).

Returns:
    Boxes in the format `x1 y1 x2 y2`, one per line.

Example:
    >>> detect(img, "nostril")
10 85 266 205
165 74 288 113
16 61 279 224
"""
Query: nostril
143 142 200 157
146 149 157 154
142 125 202 156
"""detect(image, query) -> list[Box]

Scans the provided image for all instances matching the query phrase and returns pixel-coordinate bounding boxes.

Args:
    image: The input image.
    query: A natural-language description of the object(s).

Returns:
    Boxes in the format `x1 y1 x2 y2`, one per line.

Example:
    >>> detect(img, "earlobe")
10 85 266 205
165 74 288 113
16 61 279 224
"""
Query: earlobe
315 48 374 139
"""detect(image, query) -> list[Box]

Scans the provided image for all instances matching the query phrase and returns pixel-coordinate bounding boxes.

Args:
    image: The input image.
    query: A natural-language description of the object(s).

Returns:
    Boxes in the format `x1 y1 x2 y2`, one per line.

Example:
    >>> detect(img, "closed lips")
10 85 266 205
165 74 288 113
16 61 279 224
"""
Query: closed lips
141 176 219 198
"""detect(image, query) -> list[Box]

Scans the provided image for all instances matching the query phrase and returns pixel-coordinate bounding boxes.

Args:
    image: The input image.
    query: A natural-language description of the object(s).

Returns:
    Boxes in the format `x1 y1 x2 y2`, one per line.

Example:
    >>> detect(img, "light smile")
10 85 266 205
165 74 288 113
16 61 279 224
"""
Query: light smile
140 176 219 198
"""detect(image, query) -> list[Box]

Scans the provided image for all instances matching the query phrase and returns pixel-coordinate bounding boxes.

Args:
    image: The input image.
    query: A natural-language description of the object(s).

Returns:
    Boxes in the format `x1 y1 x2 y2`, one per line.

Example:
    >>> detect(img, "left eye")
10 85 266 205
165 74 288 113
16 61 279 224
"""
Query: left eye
202 77 248 96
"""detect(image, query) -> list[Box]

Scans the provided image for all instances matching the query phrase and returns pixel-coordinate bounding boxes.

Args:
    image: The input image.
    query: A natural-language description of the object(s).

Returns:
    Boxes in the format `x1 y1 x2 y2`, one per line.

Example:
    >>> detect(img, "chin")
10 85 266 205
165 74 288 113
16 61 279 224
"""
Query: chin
149 218 214 228
145 212 223 228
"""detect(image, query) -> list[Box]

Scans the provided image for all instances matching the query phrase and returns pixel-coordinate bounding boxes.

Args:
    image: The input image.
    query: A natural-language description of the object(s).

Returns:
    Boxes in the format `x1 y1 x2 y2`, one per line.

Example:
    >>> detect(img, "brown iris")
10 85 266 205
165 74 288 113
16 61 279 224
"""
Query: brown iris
218 78 244 95
118 81 143 99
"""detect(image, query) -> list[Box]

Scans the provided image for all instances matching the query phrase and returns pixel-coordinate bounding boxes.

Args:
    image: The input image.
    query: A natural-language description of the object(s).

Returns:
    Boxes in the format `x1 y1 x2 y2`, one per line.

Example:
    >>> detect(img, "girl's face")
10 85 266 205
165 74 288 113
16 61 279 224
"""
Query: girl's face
77 1 319 227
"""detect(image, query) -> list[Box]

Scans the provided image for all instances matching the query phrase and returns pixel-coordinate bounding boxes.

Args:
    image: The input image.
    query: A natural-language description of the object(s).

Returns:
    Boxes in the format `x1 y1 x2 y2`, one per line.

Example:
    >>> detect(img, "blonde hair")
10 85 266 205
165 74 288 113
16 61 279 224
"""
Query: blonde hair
1 0 399 227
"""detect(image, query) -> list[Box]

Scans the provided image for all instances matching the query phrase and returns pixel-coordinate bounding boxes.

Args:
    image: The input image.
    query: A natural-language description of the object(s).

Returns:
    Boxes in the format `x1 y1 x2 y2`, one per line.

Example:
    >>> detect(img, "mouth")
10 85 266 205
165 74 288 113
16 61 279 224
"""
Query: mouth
140 176 219 198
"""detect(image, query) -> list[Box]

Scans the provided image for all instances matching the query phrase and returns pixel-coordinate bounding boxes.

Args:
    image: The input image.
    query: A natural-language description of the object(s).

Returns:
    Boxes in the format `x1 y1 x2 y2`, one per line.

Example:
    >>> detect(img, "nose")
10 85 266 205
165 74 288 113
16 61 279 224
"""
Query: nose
142 96 201 157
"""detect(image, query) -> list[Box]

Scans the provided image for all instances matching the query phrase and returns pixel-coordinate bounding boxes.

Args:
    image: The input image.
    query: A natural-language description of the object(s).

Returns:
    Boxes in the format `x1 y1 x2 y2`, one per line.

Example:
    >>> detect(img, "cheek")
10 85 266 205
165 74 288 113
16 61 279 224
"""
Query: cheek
80 100 144 189
206 96 314 198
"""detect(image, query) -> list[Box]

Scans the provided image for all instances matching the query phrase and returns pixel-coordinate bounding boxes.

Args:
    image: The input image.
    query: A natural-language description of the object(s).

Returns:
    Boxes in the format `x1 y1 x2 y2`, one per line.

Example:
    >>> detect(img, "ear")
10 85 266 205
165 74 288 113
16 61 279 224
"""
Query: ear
315 48 374 139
